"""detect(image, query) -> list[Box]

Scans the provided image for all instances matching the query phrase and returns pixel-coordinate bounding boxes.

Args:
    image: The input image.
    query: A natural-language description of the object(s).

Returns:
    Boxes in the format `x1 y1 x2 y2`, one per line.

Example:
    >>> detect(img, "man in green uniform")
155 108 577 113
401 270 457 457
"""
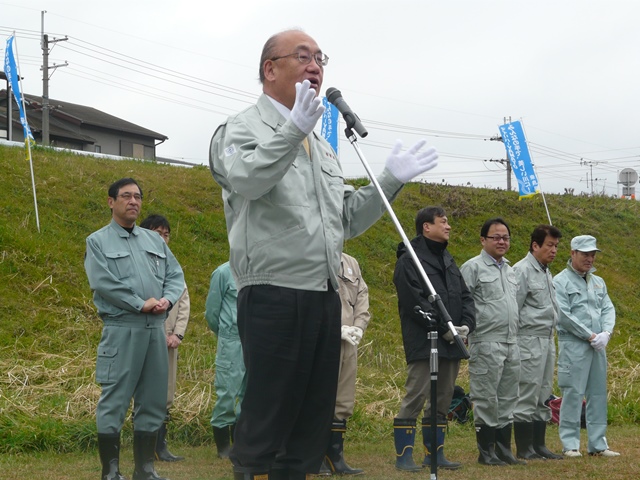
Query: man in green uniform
205 261 246 459
85 178 185 480
460 218 522 466
553 235 619 458
512 225 563 460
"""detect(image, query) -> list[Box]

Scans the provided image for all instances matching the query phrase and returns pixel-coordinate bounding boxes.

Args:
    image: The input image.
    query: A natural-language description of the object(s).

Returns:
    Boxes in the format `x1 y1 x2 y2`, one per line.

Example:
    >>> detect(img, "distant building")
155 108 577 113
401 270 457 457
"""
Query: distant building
0 86 167 160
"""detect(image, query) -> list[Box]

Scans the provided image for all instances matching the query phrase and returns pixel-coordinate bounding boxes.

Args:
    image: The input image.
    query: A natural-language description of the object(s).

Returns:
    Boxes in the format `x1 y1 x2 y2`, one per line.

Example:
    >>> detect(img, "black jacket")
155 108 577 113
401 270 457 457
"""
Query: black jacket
393 235 475 363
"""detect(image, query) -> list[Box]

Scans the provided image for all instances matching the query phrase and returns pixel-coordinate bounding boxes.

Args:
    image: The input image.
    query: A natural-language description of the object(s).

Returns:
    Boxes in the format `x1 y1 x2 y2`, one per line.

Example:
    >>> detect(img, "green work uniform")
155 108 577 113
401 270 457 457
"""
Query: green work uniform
85 219 185 434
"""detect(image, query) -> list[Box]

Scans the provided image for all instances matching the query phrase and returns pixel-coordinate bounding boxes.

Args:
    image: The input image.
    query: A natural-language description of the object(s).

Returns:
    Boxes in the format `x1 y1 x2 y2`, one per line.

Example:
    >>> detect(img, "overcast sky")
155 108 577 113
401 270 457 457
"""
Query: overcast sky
2 0 640 197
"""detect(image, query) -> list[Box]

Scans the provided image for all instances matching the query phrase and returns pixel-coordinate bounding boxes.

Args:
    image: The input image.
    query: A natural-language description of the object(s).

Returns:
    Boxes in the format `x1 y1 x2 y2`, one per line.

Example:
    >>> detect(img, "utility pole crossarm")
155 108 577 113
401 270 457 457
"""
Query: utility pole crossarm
41 10 69 146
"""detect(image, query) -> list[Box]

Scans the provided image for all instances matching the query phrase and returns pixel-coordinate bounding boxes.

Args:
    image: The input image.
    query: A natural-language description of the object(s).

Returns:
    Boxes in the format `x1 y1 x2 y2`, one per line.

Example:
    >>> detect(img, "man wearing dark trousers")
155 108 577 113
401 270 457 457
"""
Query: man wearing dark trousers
85 178 184 480
209 28 439 480
392 206 475 471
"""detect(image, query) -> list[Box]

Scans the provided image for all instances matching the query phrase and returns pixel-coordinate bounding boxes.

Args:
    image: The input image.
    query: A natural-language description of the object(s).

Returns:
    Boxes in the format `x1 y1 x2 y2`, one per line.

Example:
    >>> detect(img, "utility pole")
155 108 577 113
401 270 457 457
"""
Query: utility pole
489 116 513 191
41 10 68 146
580 158 601 196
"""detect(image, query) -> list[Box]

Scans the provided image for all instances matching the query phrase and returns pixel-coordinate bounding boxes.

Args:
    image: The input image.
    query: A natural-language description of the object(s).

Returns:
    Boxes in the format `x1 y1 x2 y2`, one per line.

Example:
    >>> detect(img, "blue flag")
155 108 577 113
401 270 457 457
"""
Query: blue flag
4 35 35 153
321 97 339 155
499 120 539 198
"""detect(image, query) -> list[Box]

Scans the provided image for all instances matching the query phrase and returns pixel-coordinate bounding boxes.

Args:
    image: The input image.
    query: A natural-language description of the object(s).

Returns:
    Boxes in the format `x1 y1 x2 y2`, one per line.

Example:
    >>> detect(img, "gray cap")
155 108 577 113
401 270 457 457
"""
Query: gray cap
571 235 601 252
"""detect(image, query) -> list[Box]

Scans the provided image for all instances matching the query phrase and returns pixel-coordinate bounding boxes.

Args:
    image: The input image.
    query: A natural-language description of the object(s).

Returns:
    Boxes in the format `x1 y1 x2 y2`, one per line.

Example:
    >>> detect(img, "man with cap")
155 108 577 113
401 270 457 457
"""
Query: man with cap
552 235 619 458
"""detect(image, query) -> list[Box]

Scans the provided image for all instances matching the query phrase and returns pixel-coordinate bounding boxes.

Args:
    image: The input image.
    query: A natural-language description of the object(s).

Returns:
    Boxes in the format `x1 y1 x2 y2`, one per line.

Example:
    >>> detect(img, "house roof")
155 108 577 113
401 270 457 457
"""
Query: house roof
0 89 167 142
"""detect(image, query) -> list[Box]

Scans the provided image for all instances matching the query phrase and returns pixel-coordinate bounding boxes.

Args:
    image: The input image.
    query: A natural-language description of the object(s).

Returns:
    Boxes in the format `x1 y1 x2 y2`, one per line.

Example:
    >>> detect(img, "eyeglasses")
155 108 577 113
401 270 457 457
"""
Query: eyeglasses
271 50 329 67
485 235 511 242
116 192 143 201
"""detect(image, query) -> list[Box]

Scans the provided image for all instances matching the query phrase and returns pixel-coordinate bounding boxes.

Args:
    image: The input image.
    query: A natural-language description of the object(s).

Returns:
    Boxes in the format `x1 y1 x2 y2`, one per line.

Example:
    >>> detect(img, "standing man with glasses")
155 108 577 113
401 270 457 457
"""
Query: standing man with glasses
460 218 522 467
85 178 185 480
209 28 439 480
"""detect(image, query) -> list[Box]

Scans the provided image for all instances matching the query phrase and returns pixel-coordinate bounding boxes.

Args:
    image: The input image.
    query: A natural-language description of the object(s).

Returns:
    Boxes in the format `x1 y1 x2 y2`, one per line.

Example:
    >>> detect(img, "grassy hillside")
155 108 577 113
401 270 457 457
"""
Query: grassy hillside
1 144 638 453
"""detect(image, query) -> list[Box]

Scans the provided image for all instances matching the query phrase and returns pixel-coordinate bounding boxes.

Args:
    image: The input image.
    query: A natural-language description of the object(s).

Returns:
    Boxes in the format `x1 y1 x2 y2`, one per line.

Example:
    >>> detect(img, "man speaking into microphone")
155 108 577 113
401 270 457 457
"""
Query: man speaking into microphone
209 28 439 480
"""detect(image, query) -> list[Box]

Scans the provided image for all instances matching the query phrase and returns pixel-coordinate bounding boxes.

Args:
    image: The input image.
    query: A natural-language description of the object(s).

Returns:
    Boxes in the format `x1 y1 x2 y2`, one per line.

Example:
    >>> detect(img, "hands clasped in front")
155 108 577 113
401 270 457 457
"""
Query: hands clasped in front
341 325 364 346
442 325 469 344
142 297 171 314
590 331 610 351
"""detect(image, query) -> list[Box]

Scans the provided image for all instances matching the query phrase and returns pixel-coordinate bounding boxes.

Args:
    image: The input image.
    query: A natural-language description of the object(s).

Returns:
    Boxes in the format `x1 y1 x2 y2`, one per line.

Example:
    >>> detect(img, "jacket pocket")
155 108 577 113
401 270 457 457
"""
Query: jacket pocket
104 251 132 279
320 162 345 211
145 249 167 279
477 273 503 301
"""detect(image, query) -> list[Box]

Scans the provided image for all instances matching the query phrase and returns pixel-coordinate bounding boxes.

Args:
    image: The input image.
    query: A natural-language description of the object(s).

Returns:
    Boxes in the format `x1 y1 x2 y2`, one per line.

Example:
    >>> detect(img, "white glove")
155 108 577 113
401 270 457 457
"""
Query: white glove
385 139 439 183
590 331 610 351
290 79 325 135
341 325 357 346
349 326 363 346
442 325 469 344
455 325 470 342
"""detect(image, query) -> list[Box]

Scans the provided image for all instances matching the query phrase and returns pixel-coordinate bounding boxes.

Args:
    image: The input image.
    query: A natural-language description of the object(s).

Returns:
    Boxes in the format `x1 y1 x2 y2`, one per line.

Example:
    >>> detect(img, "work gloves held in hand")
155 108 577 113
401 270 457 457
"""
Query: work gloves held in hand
341 325 364 346
442 325 470 344
590 331 610 351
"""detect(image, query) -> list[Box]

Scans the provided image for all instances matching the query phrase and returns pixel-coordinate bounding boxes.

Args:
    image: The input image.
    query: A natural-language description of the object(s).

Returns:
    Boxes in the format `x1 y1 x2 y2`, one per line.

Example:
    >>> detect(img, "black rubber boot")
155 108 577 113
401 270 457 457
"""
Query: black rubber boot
212 425 232 459
133 431 168 480
475 424 507 466
514 422 543 460
393 418 422 472
98 433 127 480
532 420 563 460
155 415 184 462
494 423 526 465
421 417 462 470
324 420 364 475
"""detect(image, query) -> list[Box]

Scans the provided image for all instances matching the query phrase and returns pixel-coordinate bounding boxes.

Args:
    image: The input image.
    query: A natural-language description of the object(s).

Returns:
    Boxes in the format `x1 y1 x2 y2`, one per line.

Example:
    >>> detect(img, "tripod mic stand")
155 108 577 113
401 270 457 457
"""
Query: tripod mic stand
414 306 440 480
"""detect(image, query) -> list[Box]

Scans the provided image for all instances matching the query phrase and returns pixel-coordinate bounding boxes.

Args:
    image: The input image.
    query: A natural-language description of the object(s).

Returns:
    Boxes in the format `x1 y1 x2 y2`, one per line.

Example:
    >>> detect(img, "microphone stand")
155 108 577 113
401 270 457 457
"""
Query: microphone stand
339 123 470 360
415 307 439 480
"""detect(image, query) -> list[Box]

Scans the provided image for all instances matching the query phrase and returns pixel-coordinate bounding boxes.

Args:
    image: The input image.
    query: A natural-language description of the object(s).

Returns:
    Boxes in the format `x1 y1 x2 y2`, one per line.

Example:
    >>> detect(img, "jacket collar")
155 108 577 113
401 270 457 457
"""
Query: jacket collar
109 218 139 238
257 94 286 130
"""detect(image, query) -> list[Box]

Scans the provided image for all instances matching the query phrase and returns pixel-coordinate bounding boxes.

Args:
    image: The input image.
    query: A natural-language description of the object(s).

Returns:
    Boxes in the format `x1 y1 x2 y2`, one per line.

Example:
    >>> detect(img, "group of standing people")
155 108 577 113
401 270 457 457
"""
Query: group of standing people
391 210 619 472
83 26 619 480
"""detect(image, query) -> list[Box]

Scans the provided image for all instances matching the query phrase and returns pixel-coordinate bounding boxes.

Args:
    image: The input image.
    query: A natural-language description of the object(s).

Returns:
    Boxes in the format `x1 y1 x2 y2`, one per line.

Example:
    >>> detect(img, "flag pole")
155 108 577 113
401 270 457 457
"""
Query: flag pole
10 33 40 232
520 118 552 225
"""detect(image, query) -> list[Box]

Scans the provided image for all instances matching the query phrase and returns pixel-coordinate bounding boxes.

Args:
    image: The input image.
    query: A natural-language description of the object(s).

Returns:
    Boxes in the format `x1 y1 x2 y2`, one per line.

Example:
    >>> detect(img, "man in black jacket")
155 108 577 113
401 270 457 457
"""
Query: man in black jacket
392 206 476 471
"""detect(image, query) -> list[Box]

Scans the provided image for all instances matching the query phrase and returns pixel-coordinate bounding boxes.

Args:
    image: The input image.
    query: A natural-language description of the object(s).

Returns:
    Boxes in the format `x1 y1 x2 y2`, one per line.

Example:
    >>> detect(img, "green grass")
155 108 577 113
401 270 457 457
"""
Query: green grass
1 144 639 458
1 424 638 480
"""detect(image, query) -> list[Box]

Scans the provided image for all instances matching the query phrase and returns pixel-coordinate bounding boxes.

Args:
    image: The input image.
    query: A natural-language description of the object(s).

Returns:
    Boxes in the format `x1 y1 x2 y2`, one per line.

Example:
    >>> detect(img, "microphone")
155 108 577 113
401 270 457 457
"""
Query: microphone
325 87 368 138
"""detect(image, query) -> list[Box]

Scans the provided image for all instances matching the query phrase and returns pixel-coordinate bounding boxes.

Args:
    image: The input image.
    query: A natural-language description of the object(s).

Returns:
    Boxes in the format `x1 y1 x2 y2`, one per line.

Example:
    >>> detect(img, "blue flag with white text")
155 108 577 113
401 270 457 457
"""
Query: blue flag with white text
499 120 539 198
4 35 35 152
321 97 339 155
